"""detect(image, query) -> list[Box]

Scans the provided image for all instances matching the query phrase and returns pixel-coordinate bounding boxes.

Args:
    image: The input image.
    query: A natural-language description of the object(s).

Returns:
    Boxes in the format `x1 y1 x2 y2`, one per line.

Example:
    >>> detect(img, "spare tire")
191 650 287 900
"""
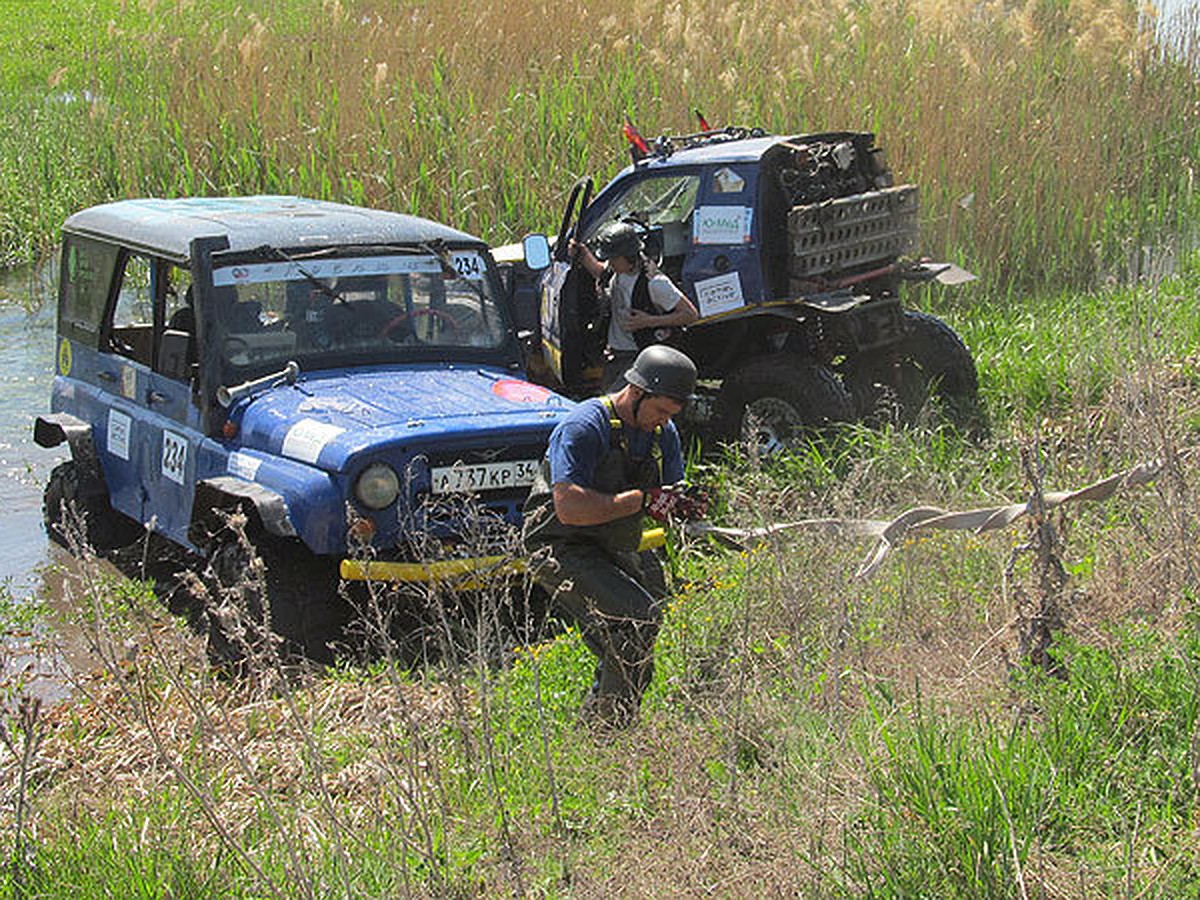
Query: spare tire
714 355 852 454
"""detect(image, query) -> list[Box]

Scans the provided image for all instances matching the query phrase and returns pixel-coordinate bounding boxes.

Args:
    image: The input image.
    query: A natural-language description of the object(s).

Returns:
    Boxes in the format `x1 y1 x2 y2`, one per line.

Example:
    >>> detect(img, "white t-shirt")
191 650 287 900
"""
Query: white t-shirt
605 267 686 352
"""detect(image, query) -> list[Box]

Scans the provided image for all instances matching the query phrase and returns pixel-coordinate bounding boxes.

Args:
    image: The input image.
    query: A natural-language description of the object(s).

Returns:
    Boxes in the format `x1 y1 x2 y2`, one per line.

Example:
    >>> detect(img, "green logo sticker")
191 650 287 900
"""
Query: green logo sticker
58 338 72 376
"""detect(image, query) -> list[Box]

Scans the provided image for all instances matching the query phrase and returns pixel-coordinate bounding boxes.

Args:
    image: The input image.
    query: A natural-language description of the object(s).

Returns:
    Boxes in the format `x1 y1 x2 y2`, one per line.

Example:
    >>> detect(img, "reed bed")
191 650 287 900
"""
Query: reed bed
1 0 1198 296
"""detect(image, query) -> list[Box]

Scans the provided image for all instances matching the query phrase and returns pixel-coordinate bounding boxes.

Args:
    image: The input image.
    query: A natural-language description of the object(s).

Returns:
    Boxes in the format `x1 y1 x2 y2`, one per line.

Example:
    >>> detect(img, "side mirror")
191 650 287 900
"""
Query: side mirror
521 234 552 272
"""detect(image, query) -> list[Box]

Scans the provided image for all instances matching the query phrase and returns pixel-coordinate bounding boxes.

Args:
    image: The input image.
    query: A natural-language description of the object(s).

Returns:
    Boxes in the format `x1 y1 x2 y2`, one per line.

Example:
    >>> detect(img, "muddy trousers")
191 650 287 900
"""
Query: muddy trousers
533 540 667 723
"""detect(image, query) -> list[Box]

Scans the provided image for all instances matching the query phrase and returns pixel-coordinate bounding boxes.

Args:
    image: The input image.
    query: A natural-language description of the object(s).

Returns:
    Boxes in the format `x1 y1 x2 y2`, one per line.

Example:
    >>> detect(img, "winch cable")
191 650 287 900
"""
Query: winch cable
682 456 1173 580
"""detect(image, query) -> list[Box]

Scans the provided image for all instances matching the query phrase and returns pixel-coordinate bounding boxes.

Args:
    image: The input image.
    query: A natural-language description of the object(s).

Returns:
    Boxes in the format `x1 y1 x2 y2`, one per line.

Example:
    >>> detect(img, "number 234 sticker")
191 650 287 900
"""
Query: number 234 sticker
162 431 188 485
450 252 484 281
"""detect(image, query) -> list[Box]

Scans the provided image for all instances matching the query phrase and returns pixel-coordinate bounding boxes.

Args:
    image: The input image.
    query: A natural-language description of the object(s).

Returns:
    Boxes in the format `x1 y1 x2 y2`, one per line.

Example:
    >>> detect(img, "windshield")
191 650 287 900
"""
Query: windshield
207 250 509 372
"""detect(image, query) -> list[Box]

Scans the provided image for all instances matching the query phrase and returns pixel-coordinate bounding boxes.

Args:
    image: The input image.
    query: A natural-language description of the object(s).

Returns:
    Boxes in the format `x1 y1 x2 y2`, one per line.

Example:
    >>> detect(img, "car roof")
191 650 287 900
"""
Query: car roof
637 134 780 169
624 131 869 174
62 196 484 262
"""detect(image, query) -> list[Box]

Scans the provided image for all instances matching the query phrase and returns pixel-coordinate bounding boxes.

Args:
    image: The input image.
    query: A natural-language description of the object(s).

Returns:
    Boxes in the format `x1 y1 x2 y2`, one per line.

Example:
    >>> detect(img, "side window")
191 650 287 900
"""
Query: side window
159 265 196 381
164 265 193 330
109 254 156 365
61 237 119 346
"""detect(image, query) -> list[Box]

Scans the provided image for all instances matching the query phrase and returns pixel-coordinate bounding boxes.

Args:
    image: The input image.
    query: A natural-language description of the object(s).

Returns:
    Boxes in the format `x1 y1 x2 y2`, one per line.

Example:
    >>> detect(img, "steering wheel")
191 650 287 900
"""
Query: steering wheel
554 177 594 262
381 307 461 340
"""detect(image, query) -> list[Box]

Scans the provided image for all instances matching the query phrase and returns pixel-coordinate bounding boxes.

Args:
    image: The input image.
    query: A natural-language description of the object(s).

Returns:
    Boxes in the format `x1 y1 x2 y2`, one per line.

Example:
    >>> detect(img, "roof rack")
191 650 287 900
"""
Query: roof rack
631 125 770 163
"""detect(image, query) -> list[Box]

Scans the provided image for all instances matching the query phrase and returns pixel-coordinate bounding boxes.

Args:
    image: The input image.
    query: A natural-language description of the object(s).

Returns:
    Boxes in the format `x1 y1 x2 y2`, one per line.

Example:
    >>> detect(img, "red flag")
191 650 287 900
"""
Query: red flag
623 117 650 160
694 108 712 132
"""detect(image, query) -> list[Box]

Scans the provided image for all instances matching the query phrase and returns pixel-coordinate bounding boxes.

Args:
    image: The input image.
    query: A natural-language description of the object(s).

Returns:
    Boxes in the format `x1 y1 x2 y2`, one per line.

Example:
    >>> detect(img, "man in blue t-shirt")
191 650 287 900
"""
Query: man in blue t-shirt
524 345 706 729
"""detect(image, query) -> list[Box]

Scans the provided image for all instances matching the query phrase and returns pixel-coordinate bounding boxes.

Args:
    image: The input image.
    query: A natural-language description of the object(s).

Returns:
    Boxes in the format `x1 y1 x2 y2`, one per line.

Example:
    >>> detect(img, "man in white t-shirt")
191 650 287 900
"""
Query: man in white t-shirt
571 221 699 389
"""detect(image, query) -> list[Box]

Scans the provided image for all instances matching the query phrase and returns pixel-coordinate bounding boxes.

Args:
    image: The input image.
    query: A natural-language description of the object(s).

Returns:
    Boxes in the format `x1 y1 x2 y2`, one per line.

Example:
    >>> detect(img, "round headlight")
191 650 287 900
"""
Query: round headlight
354 463 400 510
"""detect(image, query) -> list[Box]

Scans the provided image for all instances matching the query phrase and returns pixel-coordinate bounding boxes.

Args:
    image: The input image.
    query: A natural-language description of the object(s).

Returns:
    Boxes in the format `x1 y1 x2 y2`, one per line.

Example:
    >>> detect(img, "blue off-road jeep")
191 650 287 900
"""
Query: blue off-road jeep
35 196 568 658
502 123 981 451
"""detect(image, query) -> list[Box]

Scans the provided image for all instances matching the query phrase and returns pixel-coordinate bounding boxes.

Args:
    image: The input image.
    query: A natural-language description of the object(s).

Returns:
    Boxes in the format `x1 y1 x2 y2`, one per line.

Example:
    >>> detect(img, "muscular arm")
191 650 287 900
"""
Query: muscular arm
625 294 698 331
552 482 644 526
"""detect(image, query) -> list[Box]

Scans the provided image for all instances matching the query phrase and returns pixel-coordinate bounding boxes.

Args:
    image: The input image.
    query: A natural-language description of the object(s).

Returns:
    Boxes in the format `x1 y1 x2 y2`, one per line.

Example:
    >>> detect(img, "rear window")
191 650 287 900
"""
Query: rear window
60 236 119 345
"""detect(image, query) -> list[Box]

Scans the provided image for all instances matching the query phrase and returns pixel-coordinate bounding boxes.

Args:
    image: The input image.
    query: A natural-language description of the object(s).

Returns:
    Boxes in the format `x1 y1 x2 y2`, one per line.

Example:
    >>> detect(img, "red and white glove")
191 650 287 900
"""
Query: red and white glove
642 484 710 523
675 484 711 521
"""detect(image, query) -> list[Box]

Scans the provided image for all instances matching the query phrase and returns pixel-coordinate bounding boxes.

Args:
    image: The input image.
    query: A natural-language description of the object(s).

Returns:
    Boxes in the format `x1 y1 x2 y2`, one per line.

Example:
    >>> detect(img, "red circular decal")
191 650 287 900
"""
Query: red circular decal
492 379 553 402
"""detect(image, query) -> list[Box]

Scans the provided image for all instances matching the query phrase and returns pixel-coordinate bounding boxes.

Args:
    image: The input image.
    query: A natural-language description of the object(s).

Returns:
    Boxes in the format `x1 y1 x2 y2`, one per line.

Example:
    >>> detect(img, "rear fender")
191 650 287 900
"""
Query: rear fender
34 413 105 494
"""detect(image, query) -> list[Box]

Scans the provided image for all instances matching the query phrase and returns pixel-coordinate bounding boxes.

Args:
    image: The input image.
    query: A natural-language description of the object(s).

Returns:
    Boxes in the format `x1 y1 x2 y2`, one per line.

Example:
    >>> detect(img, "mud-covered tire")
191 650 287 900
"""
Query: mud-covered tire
202 531 343 667
714 355 853 453
845 311 984 431
42 460 141 552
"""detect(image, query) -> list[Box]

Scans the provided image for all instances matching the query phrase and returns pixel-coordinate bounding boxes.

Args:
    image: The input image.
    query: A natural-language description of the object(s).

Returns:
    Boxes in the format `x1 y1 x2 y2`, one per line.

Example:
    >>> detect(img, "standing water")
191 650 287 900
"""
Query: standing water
0 259 65 596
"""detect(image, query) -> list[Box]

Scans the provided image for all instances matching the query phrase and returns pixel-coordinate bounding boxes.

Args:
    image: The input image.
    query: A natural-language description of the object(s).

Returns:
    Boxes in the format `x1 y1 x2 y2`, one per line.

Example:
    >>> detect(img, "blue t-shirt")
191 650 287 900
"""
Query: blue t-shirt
546 397 684 488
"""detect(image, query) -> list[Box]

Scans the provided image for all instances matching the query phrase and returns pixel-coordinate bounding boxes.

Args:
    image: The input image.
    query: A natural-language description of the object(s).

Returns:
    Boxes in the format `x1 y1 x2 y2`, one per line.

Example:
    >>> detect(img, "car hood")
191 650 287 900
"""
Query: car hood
230 364 571 470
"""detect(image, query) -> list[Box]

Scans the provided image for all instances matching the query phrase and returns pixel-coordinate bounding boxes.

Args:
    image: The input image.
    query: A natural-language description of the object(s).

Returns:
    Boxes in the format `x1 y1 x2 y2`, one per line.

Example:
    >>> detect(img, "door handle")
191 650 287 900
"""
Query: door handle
97 370 118 383
147 390 169 405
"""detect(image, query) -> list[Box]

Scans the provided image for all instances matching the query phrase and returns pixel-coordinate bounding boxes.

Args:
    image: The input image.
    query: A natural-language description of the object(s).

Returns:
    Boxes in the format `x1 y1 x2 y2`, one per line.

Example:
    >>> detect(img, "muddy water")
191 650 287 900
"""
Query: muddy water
0 260 63 596
0 260 75 705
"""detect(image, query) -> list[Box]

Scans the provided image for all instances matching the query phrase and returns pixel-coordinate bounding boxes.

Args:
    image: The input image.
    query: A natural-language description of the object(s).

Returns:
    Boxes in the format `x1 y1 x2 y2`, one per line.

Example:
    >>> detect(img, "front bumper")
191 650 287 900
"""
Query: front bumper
339 527 667 586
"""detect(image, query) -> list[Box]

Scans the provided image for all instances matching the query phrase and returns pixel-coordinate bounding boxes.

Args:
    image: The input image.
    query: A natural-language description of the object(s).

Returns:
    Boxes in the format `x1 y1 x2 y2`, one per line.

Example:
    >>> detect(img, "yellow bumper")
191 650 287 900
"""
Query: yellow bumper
339 528 666 585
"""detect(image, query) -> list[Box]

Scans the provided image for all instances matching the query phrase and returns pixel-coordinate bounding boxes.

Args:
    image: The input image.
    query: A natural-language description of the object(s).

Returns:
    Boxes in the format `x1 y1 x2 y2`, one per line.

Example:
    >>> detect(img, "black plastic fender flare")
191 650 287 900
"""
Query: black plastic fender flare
188 475 297 547
33 413 106 494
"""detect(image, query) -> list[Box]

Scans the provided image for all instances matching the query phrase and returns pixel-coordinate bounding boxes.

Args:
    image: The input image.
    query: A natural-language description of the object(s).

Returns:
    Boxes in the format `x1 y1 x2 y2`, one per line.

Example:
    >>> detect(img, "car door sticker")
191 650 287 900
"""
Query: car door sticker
692 206 753 244
694 272 746 318
227 451 262 481
712 167 745 194
282 418 346 464
107 410 131 461
161 431 188 485
121 366 137 400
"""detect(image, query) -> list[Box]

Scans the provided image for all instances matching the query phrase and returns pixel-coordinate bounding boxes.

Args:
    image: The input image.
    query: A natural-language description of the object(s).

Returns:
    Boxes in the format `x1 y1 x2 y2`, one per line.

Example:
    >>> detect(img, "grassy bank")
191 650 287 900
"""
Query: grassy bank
1 0 1199 297
4 257 1200 895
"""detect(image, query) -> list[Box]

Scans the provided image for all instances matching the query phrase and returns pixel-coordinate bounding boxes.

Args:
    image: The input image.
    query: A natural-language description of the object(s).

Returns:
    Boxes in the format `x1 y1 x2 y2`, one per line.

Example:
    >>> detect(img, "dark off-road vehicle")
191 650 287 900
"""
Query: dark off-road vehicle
36 196 569 658
502 124 980 451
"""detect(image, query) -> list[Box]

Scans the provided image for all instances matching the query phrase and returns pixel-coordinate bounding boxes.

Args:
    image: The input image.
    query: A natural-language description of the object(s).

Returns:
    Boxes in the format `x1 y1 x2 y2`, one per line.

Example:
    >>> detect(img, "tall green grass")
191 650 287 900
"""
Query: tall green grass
1 0 1198 296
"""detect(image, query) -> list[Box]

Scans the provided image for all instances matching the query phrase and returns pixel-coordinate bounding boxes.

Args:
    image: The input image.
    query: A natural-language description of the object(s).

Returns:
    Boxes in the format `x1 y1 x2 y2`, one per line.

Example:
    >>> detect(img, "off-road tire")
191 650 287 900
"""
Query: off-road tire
42 460 141 552
714 355 853 453
202 530 342 668
845 311 984 432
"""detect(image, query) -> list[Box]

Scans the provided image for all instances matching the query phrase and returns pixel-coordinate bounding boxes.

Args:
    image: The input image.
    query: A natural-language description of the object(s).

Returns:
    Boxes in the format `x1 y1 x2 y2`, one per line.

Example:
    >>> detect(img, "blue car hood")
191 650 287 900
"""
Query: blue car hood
231 365 571 470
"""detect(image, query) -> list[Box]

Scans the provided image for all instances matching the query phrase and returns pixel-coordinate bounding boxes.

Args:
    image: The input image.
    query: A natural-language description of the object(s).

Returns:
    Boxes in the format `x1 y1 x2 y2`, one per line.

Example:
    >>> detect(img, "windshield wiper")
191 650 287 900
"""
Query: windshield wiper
417 240 461 279
251 244 349 304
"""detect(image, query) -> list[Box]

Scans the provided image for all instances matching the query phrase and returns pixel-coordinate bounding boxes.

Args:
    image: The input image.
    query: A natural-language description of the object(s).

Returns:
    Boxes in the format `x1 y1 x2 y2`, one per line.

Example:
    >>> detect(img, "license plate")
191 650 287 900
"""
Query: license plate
430 459 539 494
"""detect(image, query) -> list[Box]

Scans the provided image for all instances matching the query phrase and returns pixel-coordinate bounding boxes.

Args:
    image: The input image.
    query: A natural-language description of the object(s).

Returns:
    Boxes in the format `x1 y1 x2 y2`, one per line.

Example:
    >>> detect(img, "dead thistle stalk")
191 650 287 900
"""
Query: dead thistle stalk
1 695 45 896
1005 444 1067 677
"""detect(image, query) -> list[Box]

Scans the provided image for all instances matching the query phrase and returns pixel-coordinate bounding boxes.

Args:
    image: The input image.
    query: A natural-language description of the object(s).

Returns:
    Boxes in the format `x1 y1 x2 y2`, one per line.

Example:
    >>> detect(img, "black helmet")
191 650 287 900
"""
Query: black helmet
624 345 697 402
593 221 643 262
